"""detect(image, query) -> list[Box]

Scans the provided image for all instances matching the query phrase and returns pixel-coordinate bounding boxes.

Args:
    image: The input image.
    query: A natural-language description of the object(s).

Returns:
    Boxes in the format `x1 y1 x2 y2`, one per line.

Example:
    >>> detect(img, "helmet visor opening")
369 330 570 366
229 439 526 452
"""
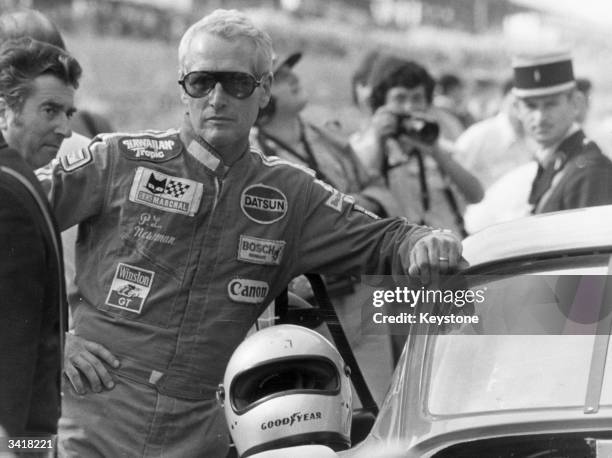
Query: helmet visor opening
231 357 340 412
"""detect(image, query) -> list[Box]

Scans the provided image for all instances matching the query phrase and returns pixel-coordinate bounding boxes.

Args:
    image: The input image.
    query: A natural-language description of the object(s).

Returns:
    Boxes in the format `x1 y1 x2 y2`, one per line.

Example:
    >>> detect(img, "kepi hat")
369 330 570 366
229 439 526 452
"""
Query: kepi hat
512 50 575 98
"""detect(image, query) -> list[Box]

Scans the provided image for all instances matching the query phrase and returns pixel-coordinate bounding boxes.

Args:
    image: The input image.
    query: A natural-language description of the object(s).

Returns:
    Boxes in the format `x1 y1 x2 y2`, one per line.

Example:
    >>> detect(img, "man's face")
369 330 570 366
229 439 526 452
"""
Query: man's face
271 65 307 116
0 74 75 169
384 85 429 114
180 33 271 156
516 91 577 148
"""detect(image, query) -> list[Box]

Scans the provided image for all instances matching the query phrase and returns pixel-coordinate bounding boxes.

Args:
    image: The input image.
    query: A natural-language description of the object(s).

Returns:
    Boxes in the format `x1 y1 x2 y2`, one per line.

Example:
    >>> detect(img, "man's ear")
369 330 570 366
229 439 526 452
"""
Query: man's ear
0 98 9 131
258 72 273 109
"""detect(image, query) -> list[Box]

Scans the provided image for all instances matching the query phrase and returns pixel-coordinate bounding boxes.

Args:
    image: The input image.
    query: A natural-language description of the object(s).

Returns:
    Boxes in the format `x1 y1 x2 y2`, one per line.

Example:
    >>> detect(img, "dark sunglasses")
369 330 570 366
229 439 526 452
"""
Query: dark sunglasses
178 71 264 100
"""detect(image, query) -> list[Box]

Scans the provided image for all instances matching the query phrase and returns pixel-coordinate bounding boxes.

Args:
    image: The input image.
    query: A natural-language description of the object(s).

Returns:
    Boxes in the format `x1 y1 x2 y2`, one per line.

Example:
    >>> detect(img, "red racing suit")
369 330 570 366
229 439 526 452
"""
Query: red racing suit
36 127 431 400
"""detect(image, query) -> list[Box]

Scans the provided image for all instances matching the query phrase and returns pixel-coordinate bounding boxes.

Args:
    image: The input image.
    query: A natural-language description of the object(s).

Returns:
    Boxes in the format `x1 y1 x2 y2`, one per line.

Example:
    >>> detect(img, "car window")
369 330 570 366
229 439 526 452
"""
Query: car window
424 260 612 416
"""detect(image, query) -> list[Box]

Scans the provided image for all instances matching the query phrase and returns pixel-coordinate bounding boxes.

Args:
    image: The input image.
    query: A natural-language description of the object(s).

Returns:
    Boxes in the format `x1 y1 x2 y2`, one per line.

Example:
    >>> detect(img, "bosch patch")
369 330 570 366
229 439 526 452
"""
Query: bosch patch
237 235 286 265
227 278 269 304
240 184 288 224
105 263 155 314
129 167 203 216
119 134 182 162
60 147 92 172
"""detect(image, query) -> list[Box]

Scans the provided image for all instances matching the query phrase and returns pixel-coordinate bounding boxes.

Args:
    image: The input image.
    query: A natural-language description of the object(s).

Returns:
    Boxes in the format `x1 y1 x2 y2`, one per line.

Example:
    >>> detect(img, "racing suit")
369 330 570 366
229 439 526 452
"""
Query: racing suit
37 124 431 457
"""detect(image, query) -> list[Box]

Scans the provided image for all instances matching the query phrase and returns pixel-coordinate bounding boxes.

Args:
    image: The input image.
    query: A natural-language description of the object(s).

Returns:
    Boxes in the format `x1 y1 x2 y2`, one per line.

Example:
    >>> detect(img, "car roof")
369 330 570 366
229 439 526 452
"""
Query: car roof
462 205 612 268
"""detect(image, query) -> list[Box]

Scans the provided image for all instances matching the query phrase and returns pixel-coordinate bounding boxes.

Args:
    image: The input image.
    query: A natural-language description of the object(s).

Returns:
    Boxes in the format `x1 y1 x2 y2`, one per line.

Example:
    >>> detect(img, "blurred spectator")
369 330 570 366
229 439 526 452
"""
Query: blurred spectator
455 78 536 189
252 51 398 404
466 76 504 122
351 55 483 238
351 49 383 113
434 72 475 129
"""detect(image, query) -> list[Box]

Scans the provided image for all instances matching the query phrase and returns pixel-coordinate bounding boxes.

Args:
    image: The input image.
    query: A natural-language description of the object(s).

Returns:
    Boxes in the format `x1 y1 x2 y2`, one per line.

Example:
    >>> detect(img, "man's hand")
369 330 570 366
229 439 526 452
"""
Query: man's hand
64 332 120 394
369 106 400 140
403 229 464 285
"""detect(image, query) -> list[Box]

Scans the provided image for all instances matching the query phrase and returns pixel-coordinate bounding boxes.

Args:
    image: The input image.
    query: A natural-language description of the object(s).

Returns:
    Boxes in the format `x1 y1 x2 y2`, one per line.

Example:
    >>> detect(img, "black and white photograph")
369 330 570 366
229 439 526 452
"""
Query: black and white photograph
1 0 612 457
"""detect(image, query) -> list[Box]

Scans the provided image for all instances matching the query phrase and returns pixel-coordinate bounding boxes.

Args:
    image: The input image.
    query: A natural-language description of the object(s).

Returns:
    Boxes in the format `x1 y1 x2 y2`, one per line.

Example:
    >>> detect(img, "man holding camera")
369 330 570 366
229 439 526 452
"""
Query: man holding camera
351 56 483 238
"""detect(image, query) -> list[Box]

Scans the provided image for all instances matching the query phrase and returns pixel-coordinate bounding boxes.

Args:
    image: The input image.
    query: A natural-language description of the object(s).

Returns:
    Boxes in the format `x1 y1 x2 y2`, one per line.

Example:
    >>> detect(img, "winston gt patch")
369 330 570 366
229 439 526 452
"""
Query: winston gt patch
227 278 269 304
105 263 155 314
129 167 203 216
60 147 92 172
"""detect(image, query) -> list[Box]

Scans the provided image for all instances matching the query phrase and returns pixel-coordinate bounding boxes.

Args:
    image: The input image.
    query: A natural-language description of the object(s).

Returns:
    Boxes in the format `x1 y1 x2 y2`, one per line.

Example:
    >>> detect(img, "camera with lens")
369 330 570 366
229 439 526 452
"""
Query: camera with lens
394 113 440 145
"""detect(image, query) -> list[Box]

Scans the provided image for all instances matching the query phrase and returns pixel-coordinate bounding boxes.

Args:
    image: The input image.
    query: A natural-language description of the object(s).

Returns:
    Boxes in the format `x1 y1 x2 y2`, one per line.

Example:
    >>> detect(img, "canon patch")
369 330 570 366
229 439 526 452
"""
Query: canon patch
227 278 269 304
105 263 155 314
119 135 182 162
240 184 288 224
129 167 203 216
237 235 285 265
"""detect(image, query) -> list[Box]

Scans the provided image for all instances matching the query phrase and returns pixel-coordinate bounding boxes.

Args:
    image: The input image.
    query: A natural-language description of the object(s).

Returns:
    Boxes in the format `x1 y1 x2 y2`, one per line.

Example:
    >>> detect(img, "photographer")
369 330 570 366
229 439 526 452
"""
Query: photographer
351 56 484 237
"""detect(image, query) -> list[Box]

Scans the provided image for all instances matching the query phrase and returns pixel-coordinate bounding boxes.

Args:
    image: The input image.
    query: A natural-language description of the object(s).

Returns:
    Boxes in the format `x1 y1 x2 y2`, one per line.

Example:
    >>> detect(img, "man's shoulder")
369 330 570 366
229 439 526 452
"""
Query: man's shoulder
247 146 317 178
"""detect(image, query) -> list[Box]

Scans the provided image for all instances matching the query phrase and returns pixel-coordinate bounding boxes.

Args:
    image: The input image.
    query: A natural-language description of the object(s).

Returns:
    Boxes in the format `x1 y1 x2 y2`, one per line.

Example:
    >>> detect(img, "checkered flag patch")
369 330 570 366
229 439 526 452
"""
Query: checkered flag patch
166 180 190 198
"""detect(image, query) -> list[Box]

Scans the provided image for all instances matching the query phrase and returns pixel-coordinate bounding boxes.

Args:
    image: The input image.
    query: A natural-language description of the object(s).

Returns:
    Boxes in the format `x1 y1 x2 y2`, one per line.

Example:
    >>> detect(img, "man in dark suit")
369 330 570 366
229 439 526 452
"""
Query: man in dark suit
512 50 612 214
0 37 80 437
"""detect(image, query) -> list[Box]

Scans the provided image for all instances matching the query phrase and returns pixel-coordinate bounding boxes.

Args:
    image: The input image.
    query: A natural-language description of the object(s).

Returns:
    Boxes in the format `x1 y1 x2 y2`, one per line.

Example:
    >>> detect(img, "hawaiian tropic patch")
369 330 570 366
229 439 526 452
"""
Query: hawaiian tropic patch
60 147 92 172
119 134 182 162
129 167 203 216
237 235 286 266
105 263 155 314
227 278 269 304
240 184 288 224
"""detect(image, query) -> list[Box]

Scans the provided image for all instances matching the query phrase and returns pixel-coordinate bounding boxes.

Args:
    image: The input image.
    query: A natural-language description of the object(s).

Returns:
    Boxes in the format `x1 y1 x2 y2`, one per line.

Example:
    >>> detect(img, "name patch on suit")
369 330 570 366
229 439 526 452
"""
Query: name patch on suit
237 235 285 265
240 184 287 224
129 167 203 216
105 263 155 314
227 278 269 304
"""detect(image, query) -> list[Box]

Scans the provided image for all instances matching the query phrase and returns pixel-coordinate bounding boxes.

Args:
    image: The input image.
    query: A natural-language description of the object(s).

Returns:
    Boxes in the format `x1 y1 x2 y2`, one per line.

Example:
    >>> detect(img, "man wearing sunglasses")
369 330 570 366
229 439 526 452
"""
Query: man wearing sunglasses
37 9 462 457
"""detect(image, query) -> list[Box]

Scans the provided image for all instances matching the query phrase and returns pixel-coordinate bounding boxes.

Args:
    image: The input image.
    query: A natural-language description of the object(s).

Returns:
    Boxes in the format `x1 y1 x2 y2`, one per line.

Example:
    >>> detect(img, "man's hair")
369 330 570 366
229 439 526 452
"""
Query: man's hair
0 37 81 111
0 9 66 50
368 56 435 111
437 73 462 95
178 9 273 78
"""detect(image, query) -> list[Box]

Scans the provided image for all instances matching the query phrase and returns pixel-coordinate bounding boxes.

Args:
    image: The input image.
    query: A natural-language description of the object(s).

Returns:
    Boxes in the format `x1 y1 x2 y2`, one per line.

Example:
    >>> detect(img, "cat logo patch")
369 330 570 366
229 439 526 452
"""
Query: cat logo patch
129 167 203 216
105 263 155 314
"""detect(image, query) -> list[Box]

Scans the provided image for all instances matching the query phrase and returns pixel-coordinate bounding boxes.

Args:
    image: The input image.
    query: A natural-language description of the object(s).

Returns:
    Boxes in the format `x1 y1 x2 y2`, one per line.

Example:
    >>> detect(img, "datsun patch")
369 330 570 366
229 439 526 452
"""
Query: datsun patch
119 135 182 162
240 184 288 224
237 235 286 265
228 278 269 304
129 167 203 216
60 147 92 172
105 263 155 314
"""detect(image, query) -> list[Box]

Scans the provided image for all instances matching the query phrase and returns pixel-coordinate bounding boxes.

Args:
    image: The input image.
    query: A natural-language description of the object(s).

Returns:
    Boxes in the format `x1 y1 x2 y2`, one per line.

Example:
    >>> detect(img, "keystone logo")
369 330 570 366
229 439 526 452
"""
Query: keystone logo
227 278 269 304
240 184 288 224
120 136 181 162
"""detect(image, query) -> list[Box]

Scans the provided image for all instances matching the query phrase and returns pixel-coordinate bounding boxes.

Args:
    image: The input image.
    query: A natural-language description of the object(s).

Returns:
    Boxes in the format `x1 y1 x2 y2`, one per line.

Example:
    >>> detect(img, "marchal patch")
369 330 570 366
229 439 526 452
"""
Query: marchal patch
240 184 288 224
119 135 182 162
129 167 203 216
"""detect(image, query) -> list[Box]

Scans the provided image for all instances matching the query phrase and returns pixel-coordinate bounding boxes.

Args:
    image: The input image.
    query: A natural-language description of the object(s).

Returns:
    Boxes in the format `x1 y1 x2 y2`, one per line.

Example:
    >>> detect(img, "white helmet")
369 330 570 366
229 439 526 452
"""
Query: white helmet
218 324 352 457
